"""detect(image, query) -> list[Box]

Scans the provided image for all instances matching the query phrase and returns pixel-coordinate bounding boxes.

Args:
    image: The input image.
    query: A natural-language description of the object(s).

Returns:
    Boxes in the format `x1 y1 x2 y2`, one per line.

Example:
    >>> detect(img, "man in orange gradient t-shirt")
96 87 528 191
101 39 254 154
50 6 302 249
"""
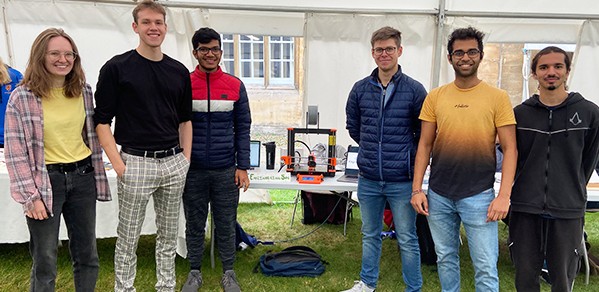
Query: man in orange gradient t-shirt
410 26 517 292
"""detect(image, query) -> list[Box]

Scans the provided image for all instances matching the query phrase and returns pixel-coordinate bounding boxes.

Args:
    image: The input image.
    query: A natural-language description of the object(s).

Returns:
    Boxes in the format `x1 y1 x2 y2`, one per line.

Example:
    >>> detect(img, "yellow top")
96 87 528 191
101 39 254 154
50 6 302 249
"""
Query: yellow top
419 81 516 198
42 87 91 164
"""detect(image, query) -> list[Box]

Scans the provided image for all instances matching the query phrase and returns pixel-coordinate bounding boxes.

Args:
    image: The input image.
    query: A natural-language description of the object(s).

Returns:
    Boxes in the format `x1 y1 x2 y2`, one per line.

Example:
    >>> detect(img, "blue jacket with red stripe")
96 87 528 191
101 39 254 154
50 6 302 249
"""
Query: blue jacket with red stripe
190 66 251 170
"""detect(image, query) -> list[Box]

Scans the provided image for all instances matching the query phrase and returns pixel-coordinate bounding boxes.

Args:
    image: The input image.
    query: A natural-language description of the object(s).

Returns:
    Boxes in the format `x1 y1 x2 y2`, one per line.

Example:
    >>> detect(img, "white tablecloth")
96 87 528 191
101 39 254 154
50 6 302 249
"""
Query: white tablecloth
0 157 269 245
0 168 161 244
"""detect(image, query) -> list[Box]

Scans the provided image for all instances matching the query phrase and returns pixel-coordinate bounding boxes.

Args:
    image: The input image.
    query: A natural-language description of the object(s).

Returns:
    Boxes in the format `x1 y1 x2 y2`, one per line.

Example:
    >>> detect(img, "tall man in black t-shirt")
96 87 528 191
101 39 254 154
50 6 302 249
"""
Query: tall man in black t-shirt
93 1 192 291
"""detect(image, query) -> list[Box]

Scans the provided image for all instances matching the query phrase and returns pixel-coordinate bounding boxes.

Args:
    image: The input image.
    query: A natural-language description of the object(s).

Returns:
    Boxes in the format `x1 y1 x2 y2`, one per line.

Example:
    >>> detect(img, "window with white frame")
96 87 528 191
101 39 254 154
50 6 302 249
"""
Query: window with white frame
269 36 294 85
220 34 297 87
240 35 264 84
221 34 235 75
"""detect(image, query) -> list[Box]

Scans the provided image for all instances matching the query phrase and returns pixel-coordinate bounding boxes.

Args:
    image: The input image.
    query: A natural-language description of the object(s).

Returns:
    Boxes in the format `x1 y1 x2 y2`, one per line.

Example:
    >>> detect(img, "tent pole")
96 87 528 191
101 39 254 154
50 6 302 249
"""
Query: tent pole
1 2 14 66
445 10 599 20
431 0 446 89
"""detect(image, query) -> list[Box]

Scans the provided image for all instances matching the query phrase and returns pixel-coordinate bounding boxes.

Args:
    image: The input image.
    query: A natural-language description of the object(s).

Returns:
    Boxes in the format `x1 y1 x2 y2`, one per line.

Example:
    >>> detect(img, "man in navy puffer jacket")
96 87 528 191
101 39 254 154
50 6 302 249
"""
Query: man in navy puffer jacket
342 26 427 292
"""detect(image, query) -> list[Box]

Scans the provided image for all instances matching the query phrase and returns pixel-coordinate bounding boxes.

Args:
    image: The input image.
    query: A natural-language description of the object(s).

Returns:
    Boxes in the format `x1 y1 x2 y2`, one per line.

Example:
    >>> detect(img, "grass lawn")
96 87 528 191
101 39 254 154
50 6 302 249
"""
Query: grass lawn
1 191 599 291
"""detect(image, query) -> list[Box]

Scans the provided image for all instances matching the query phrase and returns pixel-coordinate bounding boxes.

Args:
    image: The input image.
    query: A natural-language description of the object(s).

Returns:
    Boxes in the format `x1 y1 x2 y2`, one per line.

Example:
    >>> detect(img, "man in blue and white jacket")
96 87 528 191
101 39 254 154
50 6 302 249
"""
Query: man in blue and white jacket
342 26 427 292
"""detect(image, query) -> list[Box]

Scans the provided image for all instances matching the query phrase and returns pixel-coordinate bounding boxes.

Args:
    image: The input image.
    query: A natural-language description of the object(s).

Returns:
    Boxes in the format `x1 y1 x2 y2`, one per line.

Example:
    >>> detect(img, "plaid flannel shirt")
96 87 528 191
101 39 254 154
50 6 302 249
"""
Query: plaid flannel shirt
4 84 111 216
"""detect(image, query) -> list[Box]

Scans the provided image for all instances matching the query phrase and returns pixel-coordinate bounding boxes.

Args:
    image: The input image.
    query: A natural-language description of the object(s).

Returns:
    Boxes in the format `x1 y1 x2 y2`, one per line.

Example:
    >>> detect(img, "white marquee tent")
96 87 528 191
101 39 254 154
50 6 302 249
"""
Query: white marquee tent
1 0 598 147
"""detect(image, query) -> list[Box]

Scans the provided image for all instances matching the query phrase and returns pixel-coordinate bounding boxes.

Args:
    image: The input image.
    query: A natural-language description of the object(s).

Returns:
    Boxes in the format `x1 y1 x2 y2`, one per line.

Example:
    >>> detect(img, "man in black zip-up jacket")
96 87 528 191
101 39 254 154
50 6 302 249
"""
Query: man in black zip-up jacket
510 46 599 292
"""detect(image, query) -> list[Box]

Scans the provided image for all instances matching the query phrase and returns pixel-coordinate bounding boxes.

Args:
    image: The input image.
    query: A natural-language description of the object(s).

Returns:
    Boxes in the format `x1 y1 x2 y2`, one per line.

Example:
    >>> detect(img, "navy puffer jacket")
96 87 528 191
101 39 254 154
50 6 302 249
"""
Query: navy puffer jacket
190 66 251 170
346 66 427 182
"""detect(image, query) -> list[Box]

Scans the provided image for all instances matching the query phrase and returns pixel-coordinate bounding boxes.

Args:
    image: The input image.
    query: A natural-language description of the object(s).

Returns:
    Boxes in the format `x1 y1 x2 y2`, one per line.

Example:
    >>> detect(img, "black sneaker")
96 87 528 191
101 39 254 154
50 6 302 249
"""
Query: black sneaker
182 270 202 292
540 268 552 285
221 270 241 292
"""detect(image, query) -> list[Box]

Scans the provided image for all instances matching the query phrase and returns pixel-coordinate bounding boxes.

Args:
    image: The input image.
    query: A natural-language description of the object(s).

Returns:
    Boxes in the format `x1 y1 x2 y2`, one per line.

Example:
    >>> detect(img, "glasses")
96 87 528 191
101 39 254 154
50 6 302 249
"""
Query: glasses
373 46 397 56
195 46 222 55
451 49 480 58
46 50 77 61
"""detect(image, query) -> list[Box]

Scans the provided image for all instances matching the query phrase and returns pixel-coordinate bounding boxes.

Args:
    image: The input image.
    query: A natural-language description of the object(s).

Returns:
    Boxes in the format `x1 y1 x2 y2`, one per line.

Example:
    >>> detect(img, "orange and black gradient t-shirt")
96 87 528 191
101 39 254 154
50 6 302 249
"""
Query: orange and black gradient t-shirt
420 81 515 200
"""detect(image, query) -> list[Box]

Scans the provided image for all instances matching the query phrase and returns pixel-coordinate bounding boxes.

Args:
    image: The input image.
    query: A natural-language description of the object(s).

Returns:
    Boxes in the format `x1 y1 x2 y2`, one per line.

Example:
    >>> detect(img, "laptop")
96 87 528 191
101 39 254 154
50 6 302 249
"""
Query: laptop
250 140 261 169
337 145 359 183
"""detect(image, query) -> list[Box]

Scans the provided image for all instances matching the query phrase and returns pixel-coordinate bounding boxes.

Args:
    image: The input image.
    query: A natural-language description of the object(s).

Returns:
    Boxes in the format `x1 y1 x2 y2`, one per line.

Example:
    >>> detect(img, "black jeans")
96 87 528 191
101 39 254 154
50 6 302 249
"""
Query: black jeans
26 162 98 292
183 166 239 272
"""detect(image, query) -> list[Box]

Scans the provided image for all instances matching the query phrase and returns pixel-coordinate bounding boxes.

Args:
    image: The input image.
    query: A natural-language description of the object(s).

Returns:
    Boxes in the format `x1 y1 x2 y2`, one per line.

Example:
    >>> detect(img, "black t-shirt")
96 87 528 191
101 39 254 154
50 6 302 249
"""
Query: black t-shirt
94 50 192 150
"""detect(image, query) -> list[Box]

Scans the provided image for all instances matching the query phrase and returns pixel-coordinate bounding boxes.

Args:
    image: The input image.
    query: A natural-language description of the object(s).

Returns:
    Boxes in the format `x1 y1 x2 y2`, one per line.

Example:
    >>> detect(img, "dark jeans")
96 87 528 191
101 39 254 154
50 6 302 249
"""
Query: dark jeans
183 166 239 272
26 163 98 292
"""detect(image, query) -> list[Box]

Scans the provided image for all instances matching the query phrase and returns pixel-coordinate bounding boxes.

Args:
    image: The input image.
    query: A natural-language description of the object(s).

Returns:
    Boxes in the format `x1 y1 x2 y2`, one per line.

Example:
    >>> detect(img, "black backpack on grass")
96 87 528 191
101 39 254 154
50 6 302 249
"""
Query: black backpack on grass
253 246 328 277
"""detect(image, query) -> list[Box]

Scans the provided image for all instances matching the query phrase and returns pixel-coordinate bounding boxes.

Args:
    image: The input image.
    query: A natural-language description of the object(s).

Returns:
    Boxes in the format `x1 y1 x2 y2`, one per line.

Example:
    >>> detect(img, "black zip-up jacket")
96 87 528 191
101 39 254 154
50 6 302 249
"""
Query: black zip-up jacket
511 92 599 218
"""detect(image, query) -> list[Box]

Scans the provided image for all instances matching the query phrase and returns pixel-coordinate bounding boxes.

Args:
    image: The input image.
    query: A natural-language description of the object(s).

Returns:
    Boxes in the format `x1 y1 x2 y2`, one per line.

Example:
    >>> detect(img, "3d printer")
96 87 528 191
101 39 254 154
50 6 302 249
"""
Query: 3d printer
281 127 337 177
280 105 337 177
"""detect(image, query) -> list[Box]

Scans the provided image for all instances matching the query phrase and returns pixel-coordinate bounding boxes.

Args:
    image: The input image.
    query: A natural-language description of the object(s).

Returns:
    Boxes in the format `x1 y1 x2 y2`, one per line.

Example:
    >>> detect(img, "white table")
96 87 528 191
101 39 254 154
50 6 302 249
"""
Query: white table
250 173 358 192
250 170 358 232
586 189 599 209
0 162 269 246
0 170 160 244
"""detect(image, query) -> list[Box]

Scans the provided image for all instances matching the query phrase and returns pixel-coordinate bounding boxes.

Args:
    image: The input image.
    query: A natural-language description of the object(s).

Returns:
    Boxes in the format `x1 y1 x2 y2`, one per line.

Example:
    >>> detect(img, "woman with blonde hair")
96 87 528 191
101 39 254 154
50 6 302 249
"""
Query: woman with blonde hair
4 28 111 291
0 57 22 147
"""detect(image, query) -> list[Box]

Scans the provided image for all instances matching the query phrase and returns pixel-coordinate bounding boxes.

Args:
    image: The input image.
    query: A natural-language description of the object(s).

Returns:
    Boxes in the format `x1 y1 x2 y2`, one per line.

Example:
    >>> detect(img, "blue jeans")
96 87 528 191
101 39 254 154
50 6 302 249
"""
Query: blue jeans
27 162 98 292
357 177 422 291
427 188 498 292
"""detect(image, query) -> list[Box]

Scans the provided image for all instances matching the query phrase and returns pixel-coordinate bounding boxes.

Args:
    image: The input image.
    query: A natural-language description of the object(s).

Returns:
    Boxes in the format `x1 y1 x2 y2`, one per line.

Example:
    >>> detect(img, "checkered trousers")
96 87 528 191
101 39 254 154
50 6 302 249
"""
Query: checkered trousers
114 152 189 292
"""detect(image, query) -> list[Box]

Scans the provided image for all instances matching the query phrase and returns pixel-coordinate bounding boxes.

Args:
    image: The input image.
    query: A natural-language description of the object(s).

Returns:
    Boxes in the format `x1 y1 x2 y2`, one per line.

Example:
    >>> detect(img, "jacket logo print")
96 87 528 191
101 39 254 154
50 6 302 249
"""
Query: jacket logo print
570 112 582 126
454 103 469 108
221 94 228 99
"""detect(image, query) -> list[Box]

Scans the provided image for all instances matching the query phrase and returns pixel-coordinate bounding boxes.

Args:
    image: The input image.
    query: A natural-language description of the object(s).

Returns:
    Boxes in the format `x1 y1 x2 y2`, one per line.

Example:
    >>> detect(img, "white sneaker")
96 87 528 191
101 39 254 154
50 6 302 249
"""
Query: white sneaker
340 280 375 292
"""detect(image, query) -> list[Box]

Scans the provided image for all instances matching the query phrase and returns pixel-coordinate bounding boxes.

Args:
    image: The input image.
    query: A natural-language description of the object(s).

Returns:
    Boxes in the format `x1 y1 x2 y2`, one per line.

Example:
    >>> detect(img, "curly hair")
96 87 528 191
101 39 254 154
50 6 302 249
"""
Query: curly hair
447 26 485 55
192 27 221 50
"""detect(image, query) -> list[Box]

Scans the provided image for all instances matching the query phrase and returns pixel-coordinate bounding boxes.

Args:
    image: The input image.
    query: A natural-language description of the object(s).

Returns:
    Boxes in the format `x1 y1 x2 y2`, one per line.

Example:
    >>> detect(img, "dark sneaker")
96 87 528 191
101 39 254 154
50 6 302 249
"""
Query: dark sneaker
540 268 552 285
181 270 202 292
221 270 241 292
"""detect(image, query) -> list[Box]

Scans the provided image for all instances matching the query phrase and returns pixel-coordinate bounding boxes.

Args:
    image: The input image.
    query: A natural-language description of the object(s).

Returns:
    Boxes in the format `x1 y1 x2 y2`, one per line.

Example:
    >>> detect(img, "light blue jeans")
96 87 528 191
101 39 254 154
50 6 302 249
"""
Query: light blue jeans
427 188 499 292
357 177 422 291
